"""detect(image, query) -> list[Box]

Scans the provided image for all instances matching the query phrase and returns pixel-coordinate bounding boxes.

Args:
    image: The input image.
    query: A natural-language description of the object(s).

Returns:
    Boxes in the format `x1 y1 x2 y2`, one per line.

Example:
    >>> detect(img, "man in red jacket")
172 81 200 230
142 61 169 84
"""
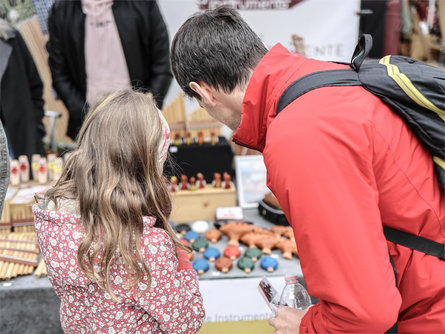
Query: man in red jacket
170 6 445 334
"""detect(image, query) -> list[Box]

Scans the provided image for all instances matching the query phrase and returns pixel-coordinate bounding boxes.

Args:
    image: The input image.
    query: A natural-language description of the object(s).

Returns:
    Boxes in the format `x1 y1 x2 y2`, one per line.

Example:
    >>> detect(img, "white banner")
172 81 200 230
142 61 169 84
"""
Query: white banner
159 0 361 120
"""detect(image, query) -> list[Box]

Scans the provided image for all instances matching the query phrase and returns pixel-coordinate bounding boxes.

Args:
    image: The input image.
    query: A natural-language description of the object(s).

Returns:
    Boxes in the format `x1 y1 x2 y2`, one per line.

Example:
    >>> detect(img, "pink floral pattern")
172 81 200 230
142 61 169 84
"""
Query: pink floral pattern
33 204 205 333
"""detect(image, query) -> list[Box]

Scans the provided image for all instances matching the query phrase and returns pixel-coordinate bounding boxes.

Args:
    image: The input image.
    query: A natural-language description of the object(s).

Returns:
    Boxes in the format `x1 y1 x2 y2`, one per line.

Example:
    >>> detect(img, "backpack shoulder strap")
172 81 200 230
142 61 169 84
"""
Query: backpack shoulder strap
276 69 361 115
383 226 445 260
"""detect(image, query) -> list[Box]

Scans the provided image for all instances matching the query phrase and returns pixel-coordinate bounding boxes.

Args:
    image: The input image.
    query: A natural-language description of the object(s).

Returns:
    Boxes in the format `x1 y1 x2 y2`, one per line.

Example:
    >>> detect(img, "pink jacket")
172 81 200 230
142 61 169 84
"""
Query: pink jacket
33 205 205 333
233 44 445 333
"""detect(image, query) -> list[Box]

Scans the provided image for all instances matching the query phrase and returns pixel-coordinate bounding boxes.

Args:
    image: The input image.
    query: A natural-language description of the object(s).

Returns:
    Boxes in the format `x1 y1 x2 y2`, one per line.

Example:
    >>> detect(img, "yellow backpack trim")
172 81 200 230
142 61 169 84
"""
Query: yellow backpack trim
379 56 445 122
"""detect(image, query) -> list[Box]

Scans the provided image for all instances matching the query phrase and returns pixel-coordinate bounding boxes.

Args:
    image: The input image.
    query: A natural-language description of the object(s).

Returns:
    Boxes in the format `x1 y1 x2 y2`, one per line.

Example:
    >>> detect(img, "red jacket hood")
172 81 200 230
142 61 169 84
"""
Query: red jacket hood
232 43 349 152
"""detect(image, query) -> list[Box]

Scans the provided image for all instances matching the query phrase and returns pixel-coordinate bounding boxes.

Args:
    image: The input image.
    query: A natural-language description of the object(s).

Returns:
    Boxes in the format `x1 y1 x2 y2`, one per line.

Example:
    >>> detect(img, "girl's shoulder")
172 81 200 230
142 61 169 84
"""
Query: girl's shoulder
33 202 81 226
141 218 175 252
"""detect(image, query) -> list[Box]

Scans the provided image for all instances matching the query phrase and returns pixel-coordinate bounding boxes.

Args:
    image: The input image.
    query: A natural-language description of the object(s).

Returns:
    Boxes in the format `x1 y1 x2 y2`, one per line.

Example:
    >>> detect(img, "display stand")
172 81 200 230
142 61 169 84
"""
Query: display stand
164 136 235 184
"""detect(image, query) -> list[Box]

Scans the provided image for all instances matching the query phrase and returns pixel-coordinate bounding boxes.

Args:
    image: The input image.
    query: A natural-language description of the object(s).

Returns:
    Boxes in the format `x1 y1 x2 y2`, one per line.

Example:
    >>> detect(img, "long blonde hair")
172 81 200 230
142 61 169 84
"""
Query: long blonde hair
45 90 181 299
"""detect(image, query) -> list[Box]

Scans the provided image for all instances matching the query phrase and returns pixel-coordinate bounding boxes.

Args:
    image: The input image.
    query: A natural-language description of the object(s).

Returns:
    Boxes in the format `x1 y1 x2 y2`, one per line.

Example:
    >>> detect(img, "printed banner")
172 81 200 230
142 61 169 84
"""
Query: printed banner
159 0 361 112
198 0 306 10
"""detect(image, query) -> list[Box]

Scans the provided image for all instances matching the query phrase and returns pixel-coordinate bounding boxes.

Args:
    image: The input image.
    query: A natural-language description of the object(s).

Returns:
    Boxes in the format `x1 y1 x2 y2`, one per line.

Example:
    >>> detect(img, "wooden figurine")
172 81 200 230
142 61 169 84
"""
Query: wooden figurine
180 174 189 190
185 131 192 145
213 172 221 188
255 234 281 255
276 238 298 259
173 132 181 146
223 172 231 189
219 221 265 246
197 172 206 189
197 131 204 145
31 154 41 180
38 157 48 184
210 130 217 145
10 160 20 185
189 177 197 191
170 176 178 192
18 155 29 183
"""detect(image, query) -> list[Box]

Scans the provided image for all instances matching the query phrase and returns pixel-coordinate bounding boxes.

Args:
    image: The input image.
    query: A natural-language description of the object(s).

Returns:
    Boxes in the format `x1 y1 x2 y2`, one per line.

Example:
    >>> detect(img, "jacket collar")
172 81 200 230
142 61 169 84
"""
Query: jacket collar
232 43 307 152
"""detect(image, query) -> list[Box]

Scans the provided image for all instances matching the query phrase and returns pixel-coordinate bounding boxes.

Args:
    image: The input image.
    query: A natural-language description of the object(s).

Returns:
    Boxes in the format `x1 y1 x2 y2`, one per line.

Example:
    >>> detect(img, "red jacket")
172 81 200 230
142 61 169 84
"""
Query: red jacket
233 44 445 333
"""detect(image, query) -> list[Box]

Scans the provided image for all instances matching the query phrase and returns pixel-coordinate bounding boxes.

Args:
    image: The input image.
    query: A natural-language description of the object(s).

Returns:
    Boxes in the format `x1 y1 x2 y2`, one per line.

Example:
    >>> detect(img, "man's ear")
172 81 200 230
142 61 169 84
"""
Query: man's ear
189 81 217 106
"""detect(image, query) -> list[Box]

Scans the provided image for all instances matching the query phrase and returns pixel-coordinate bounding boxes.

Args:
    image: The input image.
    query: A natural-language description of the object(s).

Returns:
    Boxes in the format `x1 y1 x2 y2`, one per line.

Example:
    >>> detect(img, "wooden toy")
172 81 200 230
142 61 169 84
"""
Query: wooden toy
213 172 221 188
10 160 20 186
189 177 197 191
192 259 209 275
18 155 29 183
260 256 279 272
215 257 232 273
244 247 263 262
37 158 48 184
203 247 221 262
191 220 209 233
173 132 182 146
192 238 209 253
180 175 189 190
197 173 206 189
219 221 264 246
53 157 63 180
205 229 222 243
197 131 204 145
276 238 298 259
184 231 200 243
31 154 41 180
223 245 241 260
47 153 56 180
170 176 178 192
237 257 255 273
175 223 191 235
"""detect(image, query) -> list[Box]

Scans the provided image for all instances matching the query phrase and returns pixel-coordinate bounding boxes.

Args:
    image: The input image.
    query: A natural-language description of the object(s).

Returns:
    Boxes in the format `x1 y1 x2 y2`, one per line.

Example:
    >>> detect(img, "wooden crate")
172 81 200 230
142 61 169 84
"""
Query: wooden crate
170 184 236 222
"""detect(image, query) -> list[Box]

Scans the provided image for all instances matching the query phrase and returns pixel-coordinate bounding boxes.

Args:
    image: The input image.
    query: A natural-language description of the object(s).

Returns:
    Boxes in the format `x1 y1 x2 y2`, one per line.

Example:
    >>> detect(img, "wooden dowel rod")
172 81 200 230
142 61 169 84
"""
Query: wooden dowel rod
0 254 38 266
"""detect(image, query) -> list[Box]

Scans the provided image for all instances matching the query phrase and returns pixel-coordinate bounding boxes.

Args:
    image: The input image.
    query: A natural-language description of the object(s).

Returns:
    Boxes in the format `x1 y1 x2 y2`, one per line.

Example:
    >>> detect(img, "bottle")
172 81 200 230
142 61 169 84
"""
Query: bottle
279 275 311 310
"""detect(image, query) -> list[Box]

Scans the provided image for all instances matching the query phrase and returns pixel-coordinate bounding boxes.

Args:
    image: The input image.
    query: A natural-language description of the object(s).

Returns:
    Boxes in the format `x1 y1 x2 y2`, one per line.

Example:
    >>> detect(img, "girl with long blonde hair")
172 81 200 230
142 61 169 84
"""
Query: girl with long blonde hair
33 90 204 333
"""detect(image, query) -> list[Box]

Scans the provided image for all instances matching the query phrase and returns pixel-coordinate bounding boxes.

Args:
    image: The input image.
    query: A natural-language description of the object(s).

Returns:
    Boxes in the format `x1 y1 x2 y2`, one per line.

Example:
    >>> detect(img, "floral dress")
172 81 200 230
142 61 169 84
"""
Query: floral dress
33 205 205 333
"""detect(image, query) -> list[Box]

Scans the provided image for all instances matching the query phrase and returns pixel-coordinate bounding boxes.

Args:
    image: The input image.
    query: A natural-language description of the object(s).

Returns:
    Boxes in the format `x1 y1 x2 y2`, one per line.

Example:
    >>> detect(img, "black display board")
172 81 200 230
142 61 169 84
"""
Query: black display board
163 136 234 183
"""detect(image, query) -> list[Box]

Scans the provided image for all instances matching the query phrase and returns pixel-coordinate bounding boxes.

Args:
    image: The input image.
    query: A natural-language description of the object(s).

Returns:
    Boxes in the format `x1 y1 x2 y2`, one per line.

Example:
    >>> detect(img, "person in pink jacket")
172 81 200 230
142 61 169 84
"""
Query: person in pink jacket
170 6 445 334
33 90 205 333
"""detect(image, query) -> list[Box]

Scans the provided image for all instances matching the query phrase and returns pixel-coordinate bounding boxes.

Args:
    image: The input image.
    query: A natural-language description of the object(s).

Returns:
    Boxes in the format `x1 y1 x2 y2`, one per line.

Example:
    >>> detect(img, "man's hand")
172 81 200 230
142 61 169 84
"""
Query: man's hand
268 306 309 334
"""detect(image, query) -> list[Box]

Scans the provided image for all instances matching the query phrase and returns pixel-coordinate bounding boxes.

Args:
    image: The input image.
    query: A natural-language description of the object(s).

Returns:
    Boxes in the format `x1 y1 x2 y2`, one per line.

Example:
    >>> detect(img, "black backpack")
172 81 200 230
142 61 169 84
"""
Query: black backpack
277 34 445 262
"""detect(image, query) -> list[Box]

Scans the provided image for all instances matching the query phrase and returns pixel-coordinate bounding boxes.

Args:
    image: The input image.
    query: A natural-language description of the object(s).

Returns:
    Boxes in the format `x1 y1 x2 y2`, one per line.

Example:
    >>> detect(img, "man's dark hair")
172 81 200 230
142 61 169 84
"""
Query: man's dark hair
170 6 268 100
